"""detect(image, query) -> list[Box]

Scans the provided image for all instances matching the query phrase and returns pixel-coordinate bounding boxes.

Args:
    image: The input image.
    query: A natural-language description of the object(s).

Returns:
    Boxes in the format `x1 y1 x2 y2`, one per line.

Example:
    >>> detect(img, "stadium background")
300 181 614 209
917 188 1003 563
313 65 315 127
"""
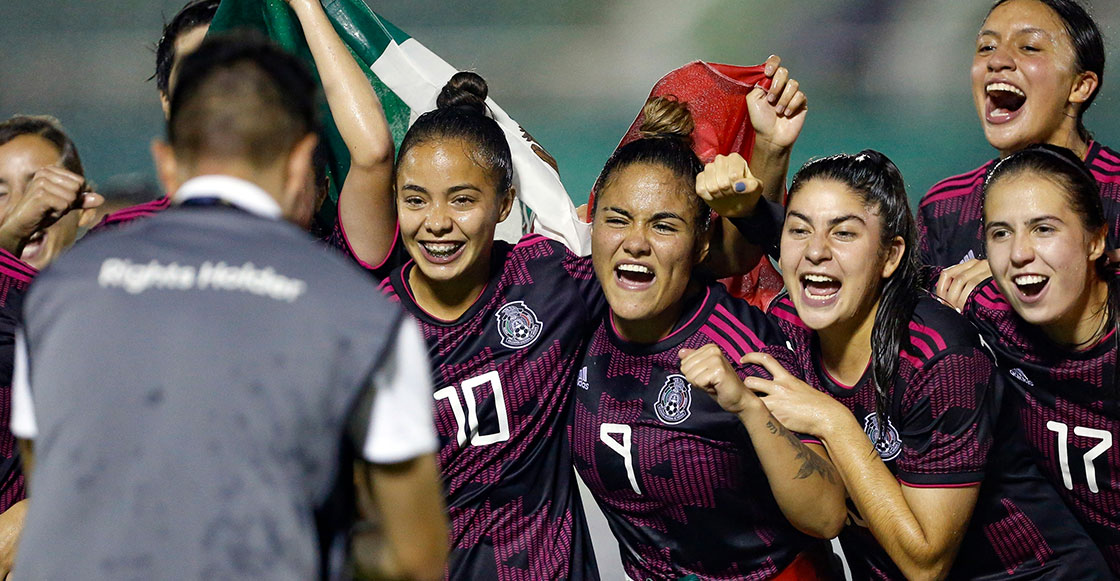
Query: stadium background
2 0 1119 208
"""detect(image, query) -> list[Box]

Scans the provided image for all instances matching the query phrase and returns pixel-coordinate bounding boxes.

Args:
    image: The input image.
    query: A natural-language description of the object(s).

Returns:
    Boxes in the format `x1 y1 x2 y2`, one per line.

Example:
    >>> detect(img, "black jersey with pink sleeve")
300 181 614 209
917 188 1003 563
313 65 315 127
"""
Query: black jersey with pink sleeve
917 141 1120 268
0 249 34 514
90 195 173 232
381 234 602 581
570 282 825 580
966 278 1120 576
772 294 1109 579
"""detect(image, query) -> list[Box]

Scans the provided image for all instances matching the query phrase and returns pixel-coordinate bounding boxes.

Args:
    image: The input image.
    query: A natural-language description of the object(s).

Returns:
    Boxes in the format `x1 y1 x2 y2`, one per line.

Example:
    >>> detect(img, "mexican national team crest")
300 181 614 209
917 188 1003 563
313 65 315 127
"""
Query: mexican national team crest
863 412 902 461
495 301 543 349
655 374 693 425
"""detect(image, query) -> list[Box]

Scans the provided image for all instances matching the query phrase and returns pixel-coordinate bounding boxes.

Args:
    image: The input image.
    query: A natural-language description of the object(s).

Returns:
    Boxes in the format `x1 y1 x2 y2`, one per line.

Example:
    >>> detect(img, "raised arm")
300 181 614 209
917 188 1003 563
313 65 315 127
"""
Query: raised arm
679 345 845 539
742 351 985 580
750 54 807 204
287 0 396 265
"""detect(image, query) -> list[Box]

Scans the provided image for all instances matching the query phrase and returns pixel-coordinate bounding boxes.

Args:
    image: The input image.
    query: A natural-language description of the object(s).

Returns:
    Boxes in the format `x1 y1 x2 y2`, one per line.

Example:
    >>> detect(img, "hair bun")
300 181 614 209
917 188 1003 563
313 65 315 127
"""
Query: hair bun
638 96 694 141
436 71 489 116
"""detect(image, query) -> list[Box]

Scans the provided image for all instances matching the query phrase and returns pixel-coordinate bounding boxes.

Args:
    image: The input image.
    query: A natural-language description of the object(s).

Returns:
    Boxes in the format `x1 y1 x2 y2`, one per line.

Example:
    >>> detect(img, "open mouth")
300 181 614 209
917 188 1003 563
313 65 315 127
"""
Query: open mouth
21 230 45 262
1013 273 1049 299
802 273 842 301
417 240 465 264
614 262 655 291
985 82 1026 123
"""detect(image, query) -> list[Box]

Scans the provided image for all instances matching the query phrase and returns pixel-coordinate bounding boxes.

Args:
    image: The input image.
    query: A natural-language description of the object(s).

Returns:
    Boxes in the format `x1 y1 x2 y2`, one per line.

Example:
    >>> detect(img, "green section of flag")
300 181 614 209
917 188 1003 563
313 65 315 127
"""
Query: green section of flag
209 0 414 226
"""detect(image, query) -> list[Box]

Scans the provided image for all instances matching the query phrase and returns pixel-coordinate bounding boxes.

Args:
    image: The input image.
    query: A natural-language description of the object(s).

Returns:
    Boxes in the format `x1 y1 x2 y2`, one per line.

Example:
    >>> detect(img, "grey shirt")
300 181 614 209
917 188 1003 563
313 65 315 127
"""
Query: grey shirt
11 176 436 580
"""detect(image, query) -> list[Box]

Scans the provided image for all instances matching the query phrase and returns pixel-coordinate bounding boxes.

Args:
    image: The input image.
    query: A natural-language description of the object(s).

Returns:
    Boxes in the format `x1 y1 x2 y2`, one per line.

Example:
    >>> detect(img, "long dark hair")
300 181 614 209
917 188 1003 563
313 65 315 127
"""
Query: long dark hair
988 0 1105 141
983 144 1117 390
788 150 922 431
395 72 513 197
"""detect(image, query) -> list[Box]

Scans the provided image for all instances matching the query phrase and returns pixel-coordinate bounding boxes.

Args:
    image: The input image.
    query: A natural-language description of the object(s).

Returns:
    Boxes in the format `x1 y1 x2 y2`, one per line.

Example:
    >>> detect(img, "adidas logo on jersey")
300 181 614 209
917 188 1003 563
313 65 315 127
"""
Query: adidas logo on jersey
577 366 589 390
1010 368 1034 386
957 249 977 265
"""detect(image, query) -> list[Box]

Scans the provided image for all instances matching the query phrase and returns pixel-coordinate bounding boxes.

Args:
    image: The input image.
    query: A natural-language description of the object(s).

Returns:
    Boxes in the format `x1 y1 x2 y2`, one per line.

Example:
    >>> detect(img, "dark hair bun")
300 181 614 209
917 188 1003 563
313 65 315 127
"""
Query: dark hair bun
436 71 489 116
638 96 694 141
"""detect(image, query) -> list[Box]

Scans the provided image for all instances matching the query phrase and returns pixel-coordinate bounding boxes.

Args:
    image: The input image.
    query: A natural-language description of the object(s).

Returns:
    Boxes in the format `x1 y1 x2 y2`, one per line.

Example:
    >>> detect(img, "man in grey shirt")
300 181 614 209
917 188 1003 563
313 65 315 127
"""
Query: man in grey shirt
10 34 447 580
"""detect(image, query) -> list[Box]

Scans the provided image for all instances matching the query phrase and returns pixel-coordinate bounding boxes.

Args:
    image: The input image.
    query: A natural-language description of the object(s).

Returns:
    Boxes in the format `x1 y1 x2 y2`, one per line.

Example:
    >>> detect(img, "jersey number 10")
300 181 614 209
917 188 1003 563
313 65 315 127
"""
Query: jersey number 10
1046 421 1112 494
435 371 511 447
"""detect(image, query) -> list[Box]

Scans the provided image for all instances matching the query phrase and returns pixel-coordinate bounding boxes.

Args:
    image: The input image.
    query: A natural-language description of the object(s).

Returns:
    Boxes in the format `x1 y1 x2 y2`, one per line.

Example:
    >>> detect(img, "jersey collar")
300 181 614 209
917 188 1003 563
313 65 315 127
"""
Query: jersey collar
173 175 283 220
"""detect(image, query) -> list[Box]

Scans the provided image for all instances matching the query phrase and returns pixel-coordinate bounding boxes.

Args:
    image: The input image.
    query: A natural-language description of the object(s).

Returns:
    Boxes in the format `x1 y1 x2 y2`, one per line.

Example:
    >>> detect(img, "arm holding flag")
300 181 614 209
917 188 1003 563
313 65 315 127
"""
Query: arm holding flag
286 0 396 267
749 54 807 204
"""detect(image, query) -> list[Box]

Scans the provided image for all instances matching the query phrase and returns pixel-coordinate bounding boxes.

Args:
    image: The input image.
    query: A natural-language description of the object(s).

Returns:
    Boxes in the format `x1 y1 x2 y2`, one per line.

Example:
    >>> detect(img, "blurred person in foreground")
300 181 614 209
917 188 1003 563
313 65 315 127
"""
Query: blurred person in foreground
10 34 447 580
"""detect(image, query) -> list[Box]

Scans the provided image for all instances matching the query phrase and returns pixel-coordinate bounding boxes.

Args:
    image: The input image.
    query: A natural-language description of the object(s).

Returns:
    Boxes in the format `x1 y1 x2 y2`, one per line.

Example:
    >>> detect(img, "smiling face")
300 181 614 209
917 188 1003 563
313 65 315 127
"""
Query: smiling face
396 139 512 297
0 134 92 269
779 179 902 337
984 171 1106 342
591 162 708 342
972 0 1095 154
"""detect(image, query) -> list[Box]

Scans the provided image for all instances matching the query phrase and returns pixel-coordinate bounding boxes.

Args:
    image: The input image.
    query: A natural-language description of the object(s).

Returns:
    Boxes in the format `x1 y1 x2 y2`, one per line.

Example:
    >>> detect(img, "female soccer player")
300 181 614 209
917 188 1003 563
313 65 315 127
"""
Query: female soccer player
708 150 1110 579
965 144 1120 575
569 96 845 581
921 0 1118 310
379 71 604 580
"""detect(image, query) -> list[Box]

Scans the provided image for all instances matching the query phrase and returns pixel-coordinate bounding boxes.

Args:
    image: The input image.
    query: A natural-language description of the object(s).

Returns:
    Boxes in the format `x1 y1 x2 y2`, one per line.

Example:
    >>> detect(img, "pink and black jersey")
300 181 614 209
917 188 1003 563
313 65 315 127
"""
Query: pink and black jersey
571 283 825 580
0 249 34 514
917 141 1120 268
966 279 1120 575
773 294 1109 579
91 195 173 232
382 234 602 581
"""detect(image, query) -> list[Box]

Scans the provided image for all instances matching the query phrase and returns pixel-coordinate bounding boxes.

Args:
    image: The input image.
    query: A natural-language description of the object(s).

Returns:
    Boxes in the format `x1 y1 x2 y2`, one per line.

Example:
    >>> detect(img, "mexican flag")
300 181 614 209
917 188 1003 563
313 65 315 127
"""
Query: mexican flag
209 0 590 254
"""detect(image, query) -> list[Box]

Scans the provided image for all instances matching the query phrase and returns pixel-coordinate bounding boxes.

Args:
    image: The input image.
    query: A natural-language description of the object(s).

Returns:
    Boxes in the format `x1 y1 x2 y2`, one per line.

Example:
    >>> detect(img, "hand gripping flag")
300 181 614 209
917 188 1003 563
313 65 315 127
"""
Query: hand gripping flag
209 0 590 254
590 61 785 309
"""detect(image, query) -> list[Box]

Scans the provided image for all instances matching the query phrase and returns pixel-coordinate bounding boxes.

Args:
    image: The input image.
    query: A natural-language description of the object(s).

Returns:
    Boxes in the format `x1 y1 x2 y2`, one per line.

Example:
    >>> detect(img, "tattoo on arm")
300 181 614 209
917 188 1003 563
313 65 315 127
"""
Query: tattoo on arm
766 420 837 484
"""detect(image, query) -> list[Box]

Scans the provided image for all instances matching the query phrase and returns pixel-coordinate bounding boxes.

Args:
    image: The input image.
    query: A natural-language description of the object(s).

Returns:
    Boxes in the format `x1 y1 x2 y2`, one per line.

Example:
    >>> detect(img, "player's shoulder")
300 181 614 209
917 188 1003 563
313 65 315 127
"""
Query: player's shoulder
505 233 570 264
705 283 788 345
919 160 994 209
909 293 984 359
0 248 36 286
1086 141 1120 184
92 196 172 231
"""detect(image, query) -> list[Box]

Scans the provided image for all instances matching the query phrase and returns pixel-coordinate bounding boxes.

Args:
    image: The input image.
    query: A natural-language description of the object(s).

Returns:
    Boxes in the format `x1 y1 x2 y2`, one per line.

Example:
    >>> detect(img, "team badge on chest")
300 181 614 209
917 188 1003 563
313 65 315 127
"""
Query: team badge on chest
495 301 543 349
655 374 693 425
862 412 902 461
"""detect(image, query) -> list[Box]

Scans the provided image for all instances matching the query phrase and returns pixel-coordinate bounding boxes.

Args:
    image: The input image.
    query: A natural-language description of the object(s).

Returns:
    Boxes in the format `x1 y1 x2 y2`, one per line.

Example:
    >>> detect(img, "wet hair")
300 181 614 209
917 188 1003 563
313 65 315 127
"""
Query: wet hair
395 72 513 196
0 115 84 177
153 0 221 96
983 144 1118 380
788 150 922 436
167 33 318 169
591 96 711 234
988 0 1106 139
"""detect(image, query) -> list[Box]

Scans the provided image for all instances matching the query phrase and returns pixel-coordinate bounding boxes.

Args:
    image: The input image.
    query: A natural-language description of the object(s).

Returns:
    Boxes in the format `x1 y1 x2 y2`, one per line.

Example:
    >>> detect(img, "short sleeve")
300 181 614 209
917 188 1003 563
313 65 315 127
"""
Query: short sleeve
11 329 36 440
895 347 993 486
355 318 438 464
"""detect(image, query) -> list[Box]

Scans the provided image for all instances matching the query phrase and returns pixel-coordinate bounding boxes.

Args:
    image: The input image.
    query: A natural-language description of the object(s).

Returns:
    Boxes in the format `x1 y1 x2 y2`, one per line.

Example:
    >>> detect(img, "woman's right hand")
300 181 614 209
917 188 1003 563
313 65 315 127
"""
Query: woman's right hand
695 153 763 219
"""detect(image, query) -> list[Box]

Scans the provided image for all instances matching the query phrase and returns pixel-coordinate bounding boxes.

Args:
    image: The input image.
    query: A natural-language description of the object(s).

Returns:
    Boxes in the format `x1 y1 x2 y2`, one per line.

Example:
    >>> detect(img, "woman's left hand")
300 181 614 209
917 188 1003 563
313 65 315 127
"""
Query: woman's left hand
749 54 808 151
739 351 844 438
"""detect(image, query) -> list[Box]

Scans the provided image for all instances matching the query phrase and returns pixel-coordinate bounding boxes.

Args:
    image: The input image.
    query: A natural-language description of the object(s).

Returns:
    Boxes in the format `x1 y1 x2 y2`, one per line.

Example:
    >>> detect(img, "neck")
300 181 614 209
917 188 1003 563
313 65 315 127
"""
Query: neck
817 299 879 385
1001 120 1089 160
612 283 700 344
1044 277 1110 349
407 256 491 322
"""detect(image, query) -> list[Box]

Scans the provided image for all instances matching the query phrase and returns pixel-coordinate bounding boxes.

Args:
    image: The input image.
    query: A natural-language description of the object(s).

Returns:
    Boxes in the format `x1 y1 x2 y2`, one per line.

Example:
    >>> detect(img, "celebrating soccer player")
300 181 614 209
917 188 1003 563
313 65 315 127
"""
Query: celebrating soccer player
709 150 1111 578
965 144 1120 576
920 0 1118 310
570 96 845 580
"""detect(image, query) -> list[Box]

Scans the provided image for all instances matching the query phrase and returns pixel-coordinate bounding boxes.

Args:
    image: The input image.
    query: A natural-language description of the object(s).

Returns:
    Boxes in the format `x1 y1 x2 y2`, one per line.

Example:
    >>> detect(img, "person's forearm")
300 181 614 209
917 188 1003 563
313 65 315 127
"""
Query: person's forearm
819 417 959 580
0 499 27 576
738 403 845 538
750 141 792 204
291 0 392 168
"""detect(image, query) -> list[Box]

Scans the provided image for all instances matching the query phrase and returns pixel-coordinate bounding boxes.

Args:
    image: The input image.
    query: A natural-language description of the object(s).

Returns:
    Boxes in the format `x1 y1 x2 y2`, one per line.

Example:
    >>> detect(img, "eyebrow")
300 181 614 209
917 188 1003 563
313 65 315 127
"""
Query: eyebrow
603 206 687 223
786 211 866 228
399 183 484 194
985 215 1066 231
978 27 1053 39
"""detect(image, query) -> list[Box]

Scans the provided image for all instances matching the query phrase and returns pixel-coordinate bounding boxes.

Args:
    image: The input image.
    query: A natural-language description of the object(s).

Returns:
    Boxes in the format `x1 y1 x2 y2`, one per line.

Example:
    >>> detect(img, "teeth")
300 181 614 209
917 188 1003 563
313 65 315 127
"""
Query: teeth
421 242 461 256
617 264 652 275
1014 274 1048 285
987 82 1025 97
803 274 836 283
